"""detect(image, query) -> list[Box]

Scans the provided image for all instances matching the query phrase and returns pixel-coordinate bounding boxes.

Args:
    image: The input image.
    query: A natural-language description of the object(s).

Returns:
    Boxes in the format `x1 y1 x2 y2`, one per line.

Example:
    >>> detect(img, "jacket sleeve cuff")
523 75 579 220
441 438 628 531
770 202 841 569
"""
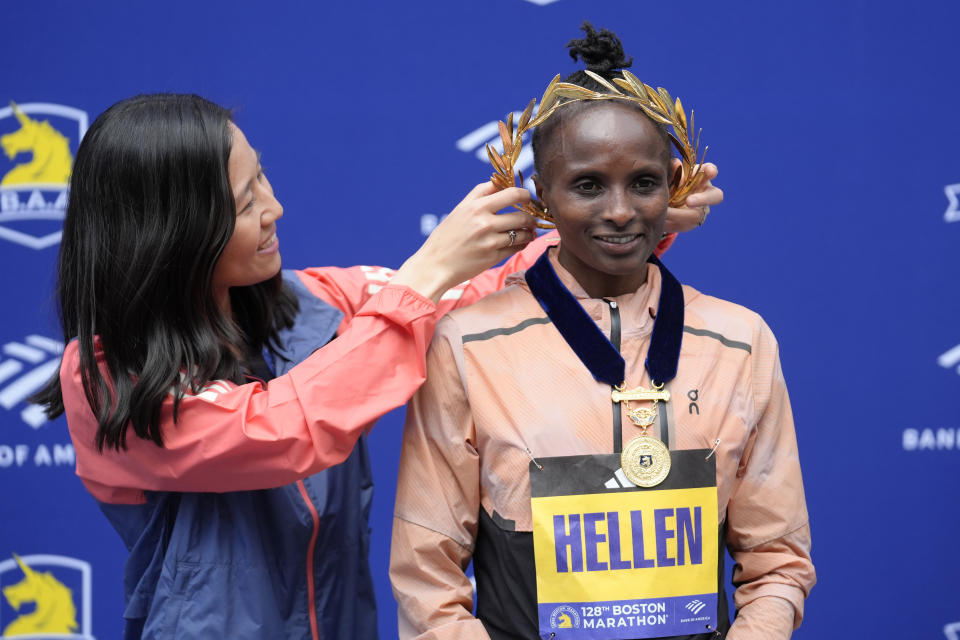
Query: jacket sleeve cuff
734 582 806 630
355 283 437 322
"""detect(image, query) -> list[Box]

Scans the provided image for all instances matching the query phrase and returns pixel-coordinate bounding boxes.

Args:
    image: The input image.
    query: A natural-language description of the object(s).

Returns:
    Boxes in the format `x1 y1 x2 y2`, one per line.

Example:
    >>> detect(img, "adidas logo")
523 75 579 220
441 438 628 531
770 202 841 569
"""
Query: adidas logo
0 335 63 428
685 600 707 615
604 468 637 490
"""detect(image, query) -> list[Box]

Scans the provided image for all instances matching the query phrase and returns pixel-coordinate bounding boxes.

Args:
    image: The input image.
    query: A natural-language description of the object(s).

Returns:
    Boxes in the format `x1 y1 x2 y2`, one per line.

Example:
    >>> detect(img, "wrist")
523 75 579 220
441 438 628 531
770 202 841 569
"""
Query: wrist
391 253 454 304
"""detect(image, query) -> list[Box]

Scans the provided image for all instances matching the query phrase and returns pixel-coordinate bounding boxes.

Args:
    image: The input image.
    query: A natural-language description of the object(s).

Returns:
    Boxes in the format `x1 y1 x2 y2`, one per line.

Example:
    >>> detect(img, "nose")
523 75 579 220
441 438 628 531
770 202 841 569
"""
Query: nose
262 190 283 225
602 188 634 227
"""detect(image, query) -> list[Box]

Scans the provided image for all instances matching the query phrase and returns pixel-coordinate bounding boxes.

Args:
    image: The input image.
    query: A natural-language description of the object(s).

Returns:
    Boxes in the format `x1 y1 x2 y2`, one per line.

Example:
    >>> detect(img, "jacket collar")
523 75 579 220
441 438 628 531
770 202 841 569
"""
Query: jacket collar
269 270 344 376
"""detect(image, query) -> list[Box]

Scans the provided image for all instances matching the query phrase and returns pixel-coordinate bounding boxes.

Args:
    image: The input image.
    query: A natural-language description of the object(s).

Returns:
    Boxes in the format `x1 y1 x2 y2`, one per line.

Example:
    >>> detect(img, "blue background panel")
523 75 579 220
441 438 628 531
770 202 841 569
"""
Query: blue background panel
1 1 958 638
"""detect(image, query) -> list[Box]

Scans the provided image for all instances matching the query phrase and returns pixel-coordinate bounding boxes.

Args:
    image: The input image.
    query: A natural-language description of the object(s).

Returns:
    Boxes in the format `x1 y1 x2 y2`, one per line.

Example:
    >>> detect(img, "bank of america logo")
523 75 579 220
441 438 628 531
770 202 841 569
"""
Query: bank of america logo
939 345 960 376
456 114 537 192
0 335 63 427
685 600 707 615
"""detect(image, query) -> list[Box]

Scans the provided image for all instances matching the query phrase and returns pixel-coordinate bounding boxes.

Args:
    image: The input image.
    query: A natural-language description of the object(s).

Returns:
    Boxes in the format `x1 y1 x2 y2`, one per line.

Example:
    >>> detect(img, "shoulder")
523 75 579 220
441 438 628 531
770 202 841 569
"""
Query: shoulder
438 280 544 345
681 284 777 356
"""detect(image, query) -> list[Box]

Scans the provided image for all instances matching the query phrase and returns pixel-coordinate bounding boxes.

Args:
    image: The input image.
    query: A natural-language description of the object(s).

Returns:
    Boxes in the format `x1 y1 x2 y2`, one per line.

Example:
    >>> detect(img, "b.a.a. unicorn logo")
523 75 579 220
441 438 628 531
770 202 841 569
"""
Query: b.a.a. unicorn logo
0 554 94 639
0 102 88 250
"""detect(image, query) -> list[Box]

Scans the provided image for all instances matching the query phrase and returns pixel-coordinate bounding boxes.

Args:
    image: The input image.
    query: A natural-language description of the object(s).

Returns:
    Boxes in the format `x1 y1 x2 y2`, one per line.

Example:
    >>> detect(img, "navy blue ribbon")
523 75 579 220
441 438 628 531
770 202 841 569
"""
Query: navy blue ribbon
524 252 684 386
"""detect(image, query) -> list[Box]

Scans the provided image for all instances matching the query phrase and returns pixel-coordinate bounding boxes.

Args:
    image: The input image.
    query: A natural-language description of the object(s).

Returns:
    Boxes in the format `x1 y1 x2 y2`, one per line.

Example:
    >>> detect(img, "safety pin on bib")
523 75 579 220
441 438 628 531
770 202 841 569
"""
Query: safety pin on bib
705 438 721 461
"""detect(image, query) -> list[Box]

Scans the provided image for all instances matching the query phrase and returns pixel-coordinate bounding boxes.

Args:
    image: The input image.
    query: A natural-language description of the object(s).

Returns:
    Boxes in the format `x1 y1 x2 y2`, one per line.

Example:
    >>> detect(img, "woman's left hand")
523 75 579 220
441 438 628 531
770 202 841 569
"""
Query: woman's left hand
663 162 723 234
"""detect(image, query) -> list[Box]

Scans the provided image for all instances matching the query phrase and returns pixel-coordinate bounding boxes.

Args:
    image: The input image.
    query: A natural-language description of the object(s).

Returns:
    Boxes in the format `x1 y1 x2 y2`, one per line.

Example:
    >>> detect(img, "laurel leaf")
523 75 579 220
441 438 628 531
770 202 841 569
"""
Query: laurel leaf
498 121 513 156
486 144 507 173
658 88 674 113
584 70 623 95
555 83 602 99
644 84 666 112
668 133 685 157
506 112 515 139
674 97 687 131
669 162 682 193
640 105 673 125
518 98 535 132
539 74 562 112
620 71 648 100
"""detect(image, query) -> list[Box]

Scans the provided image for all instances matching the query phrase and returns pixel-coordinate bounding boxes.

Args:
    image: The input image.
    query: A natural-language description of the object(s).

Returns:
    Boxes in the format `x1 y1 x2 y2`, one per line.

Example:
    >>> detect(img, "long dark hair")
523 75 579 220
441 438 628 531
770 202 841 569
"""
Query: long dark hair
532 22 673 176
32 94 298 451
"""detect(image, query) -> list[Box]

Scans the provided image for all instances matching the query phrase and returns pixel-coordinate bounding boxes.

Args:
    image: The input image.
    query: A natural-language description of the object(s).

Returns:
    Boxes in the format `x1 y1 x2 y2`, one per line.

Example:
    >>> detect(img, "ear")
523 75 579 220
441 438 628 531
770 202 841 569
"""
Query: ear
532 174 546 202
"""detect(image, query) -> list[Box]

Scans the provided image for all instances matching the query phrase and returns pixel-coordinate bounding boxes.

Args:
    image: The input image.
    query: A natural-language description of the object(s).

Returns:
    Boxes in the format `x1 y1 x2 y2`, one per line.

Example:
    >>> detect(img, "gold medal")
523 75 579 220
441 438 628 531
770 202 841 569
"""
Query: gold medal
613 381 671 487
621 435 671 487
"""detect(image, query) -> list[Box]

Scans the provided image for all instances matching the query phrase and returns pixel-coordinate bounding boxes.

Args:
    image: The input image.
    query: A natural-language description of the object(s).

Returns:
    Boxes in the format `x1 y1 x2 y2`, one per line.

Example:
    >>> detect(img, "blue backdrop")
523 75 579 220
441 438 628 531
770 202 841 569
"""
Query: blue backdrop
1 1 958 638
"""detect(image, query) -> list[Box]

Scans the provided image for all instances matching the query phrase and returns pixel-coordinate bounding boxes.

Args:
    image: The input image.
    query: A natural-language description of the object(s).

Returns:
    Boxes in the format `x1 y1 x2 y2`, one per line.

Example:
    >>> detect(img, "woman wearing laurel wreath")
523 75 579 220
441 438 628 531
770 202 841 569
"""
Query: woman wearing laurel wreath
391 24 814 640
29 87 721 639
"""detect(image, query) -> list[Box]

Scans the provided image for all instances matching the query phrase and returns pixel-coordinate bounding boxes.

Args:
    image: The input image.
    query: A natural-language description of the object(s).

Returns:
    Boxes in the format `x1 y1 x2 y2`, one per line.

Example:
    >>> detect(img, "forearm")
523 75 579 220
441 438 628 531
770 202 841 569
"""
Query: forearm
728 595 797 639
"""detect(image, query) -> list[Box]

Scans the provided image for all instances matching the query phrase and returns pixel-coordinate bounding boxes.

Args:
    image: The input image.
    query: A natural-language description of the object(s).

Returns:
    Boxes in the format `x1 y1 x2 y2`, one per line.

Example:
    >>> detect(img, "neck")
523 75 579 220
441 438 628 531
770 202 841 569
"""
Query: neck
556 247 650 299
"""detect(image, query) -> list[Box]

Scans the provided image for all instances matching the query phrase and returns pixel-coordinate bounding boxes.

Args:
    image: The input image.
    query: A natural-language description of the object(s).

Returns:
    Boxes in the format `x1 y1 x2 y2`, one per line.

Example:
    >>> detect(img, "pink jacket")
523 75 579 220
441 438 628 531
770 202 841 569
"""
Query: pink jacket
65 232 680 506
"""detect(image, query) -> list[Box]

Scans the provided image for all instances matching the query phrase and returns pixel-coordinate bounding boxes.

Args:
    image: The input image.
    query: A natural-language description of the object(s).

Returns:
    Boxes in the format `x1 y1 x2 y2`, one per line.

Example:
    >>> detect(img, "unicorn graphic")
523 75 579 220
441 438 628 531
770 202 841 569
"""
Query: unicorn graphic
0 101 72 187
1 554 78 636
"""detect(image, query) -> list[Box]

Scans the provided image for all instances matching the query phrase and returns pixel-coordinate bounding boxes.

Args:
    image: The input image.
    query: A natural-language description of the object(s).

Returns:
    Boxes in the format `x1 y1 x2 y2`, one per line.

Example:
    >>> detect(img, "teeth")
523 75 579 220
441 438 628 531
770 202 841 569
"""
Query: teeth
597 234 638 244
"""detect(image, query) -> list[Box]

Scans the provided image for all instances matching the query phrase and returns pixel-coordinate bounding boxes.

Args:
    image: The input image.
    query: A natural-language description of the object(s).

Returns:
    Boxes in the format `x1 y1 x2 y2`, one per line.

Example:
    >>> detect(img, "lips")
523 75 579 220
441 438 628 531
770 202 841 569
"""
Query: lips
592 232 644 255
257 233 279 253
594 233 640 244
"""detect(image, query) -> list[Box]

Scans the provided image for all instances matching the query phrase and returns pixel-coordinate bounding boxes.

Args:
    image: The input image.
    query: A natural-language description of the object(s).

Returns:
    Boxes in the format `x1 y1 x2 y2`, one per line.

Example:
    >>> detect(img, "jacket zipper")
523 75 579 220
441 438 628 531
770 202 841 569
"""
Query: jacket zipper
296 480 321 640
607 300 622 453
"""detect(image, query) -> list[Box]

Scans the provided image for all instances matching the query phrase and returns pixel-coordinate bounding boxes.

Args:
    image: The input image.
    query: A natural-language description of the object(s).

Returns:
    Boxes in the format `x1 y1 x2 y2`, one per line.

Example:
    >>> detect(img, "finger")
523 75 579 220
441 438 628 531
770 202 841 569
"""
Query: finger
698 162 718 180
684 185 723 208
487 211 538 232
479 186 532 211
509 227 536 246
495 229 534 256
663 207 704 234
463 181 497 201
500 228 521 250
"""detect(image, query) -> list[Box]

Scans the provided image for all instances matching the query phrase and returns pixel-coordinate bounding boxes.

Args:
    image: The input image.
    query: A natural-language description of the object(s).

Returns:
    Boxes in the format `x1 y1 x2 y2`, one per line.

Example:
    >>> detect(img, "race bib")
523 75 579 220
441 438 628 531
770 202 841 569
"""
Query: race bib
530 450 719 639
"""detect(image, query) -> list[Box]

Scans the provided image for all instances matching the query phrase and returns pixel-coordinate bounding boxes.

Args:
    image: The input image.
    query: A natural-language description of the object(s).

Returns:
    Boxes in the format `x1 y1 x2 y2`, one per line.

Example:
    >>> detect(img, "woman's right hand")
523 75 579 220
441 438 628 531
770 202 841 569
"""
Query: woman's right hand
391 183 537 303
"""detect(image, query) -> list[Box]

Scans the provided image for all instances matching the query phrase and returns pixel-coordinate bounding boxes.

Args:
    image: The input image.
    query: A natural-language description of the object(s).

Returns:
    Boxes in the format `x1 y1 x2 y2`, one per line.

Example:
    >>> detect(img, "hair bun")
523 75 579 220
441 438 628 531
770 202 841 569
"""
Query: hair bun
567 22 633 76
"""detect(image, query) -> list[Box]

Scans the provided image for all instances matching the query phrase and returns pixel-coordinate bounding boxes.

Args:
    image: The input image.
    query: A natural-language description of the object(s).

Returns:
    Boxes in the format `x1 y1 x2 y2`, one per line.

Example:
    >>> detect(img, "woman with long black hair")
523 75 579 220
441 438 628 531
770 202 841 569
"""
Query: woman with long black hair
33 92 721 638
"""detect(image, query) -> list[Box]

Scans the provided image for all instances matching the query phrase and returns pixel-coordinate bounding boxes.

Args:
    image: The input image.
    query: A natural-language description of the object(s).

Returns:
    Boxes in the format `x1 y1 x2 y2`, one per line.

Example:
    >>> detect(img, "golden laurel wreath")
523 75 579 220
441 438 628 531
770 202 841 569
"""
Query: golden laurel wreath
487 69 708 228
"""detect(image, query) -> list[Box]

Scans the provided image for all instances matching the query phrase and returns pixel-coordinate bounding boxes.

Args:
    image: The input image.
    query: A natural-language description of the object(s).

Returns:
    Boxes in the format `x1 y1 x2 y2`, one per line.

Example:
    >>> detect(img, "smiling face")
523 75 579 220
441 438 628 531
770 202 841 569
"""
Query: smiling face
211 123 283 311
534 102 675 298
